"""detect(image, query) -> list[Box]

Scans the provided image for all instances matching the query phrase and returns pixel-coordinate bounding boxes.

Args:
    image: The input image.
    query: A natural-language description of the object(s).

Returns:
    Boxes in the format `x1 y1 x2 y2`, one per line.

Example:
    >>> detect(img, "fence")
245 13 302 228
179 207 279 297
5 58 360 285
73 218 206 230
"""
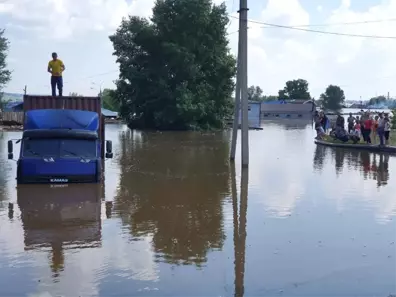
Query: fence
0 111 24 124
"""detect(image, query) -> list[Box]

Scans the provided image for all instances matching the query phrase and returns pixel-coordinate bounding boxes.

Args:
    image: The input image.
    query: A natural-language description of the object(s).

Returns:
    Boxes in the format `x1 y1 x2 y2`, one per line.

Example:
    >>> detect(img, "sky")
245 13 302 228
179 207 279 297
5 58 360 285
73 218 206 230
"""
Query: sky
1 0 396 100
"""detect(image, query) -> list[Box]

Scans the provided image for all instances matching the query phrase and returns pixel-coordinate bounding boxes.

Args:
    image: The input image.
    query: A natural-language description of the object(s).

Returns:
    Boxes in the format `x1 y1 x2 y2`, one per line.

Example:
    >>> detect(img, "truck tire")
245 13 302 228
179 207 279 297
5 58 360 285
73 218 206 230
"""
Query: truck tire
16 161 22 184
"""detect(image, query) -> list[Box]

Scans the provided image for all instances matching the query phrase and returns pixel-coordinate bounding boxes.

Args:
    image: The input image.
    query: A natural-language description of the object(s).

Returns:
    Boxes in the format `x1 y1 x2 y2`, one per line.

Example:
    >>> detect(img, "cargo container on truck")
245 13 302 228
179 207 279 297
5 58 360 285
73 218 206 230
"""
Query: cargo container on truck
7 95 113 184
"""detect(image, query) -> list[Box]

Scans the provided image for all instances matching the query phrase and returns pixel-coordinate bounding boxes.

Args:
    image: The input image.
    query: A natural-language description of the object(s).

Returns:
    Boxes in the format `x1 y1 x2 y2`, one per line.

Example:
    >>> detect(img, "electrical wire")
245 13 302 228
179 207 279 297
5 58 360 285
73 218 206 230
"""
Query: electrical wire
228 15 396 39
262 18 396 28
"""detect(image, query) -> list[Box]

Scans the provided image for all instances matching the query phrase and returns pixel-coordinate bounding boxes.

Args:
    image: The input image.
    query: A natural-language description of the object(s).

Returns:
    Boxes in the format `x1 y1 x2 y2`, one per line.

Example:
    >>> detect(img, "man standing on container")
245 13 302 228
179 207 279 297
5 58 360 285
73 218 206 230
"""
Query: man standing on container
47 52 65 97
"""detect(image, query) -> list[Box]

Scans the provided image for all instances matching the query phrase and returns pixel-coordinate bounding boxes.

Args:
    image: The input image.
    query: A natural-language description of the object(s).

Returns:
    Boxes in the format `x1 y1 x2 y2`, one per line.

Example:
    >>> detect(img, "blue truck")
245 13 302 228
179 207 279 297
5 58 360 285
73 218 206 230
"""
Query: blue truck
7 96 113 184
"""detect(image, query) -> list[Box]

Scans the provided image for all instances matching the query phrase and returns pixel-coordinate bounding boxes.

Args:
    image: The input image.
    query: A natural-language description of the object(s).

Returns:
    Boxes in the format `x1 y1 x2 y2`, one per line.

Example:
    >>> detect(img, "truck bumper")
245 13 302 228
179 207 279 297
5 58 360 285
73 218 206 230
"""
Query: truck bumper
17 175 99 184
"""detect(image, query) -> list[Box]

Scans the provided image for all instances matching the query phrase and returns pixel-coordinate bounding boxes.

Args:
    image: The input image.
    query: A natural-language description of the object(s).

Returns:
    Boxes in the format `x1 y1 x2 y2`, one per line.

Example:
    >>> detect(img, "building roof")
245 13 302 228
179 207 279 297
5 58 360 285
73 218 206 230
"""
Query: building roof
1 101 119 117
101 108 118 117
4 101 23 109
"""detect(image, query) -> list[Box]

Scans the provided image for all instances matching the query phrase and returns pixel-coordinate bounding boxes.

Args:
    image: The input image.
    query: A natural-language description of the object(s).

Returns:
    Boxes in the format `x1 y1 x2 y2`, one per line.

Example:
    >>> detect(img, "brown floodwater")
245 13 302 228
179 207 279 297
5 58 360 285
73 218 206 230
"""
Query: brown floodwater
0 120 395 297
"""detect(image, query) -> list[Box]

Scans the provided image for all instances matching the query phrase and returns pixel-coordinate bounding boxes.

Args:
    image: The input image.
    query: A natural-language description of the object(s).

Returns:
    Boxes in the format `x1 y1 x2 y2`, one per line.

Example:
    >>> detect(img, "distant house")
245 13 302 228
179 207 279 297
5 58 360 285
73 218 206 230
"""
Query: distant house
3 101 24 112
236 101 261 127
101 108 118 118
261 99 315 117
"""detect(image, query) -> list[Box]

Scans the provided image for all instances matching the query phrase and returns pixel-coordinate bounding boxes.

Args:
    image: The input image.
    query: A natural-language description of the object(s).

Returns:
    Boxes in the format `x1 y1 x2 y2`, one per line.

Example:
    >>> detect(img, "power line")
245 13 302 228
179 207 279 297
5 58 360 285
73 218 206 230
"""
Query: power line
63 69 118 84
227 14 396 29
262 18 396 28
228 15 396 39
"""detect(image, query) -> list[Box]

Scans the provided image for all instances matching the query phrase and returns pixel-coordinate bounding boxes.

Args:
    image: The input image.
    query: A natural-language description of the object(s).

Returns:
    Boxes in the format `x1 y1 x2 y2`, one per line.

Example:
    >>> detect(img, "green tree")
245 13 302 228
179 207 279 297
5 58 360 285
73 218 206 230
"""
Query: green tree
391 109 396 129
68 92 82 97
262 95 278 102
278 79 311 100
320 85 345 111
109 0 236 130
0 29 11 108
101 88 119 111
247 85 263 101
368 95 387 106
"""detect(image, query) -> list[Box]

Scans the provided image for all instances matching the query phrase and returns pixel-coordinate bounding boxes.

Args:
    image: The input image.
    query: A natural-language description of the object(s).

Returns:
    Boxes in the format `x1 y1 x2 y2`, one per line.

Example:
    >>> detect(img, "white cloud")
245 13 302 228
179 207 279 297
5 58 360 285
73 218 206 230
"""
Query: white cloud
2 0 396 99
245 0 396 99
2 0 155 40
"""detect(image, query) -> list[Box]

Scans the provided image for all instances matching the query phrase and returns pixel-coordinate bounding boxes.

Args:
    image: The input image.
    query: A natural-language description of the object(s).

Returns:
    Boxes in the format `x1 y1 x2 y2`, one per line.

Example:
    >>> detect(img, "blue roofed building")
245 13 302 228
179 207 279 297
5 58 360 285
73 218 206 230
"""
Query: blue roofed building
101 108 118 118
2 101 24 111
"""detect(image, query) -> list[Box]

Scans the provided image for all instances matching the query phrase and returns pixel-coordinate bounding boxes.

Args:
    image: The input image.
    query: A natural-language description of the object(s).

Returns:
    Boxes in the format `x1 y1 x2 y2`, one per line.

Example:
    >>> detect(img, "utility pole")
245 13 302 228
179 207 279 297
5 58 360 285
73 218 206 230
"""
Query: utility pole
240 0 249 167
23 85 27 95
230 10 243 161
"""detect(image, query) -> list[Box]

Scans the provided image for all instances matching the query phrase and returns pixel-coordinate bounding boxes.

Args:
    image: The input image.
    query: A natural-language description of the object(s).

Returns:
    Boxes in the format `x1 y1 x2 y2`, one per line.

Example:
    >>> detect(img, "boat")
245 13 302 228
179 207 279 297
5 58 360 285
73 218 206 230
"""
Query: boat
314 139 396 153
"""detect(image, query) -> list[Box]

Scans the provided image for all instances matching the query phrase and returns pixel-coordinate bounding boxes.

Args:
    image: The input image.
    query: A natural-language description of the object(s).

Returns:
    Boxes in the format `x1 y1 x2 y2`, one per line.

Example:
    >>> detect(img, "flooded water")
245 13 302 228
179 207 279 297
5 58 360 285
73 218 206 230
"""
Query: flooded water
0 120 395 297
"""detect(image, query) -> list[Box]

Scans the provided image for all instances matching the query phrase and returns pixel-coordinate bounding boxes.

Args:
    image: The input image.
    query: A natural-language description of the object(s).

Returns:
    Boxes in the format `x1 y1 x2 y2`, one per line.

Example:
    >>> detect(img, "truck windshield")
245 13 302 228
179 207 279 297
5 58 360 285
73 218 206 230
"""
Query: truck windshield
23 139 97 158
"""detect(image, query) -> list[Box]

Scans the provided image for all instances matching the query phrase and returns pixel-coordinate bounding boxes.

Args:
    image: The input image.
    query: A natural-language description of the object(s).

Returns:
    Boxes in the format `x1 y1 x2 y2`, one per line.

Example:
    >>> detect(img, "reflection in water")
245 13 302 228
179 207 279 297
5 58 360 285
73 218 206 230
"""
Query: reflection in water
313 146 390 187
0 123 394 296
16 184 102 278
262 119 312 130
232 165 248 297
0 133 8 204
114 130 231 266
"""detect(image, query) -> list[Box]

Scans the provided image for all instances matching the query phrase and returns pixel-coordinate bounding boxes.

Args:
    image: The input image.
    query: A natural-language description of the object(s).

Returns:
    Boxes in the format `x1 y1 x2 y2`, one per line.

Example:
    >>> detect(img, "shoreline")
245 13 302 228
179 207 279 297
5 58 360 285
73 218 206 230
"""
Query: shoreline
315 139 396 153
0 125 23 131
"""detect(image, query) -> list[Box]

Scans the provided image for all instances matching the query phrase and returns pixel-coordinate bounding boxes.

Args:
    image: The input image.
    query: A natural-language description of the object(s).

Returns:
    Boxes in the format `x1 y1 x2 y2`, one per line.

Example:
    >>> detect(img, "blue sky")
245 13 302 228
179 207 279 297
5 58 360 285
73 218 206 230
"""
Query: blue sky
1 0 396 100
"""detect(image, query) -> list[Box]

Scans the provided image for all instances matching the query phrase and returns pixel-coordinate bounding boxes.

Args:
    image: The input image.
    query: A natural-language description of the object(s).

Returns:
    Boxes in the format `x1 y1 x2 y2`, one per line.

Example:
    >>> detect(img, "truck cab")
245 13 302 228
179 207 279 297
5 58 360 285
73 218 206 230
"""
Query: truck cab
8 109 113 184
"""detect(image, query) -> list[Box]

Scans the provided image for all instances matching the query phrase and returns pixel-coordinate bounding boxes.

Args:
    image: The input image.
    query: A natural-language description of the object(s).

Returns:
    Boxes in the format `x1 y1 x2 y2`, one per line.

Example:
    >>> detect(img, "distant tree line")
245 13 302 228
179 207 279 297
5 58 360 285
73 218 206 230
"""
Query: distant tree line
68 90 120 112
248 78 346 111
367 95 396 108
0 29 11 110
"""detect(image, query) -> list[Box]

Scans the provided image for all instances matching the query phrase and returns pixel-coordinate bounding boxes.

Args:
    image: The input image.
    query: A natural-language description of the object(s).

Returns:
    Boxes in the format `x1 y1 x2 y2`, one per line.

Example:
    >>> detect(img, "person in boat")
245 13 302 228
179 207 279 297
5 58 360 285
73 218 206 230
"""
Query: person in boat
320 112 329 133
354 117 361 134
331 125 349 142
336 113 345 129
314 110 319 121
384 113 391 145
371 115 379 144
377 112 386 147
347 113 355 133
315 115 325 139
360 114 366 142
349 122 361 144
363 115 373 144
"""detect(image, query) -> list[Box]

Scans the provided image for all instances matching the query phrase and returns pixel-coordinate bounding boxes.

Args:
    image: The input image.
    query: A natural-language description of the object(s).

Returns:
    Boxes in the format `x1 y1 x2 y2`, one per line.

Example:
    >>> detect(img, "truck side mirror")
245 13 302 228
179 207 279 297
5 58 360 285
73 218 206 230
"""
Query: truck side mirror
7 140 13 154
105 140 113 159
7 140 13 159
106 140 112 153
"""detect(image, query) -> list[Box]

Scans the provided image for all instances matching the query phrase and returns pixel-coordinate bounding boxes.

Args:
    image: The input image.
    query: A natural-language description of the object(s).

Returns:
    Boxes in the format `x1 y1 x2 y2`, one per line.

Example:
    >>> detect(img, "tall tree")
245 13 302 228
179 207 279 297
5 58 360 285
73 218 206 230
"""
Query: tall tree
110 0 236 130
278 79 311 100
320 85 345 111
101 88 119 111
68 92 82 97
247 85 263 101
262 95 278 102
368 95 387 106
0 29 11 109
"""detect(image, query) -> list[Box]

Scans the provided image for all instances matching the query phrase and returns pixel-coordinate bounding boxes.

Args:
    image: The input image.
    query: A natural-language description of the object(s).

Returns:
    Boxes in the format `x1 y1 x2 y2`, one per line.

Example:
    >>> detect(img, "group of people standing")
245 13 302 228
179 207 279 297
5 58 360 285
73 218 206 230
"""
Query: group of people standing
346 111 391 146
314 110 392 146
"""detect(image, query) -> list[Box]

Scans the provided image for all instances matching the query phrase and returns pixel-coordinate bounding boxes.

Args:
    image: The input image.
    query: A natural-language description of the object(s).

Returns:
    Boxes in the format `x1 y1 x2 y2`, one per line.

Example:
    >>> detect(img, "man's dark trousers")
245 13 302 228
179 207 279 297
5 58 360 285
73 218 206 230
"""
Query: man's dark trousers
51 76 63 97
